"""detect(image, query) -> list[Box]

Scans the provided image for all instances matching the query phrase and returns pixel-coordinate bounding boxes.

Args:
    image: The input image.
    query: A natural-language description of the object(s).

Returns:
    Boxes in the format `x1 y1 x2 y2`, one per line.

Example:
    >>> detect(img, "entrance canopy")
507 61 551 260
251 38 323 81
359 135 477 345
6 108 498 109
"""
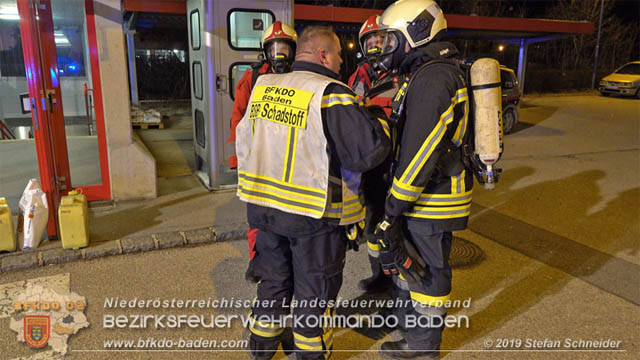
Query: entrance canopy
294 4 594 92
121 1 594 92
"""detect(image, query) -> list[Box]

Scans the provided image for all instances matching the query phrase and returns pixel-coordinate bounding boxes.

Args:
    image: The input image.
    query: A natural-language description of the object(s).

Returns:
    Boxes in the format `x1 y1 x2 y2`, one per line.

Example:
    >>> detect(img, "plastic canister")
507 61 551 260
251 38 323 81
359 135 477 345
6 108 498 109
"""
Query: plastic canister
0 197 17 252
58 191 89 249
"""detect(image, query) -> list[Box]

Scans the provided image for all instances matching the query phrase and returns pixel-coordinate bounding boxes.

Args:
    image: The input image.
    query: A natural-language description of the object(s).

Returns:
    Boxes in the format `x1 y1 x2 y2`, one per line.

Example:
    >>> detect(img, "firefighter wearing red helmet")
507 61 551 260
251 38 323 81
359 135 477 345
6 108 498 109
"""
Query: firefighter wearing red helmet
348 15 396 295
226 21 297 284
348 15 394 112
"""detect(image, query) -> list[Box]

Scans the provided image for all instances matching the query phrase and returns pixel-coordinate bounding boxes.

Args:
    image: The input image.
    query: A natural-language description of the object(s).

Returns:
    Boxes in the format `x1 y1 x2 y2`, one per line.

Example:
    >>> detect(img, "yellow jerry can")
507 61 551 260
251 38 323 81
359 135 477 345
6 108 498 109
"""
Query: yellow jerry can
58 191 89 249
0 197 17 252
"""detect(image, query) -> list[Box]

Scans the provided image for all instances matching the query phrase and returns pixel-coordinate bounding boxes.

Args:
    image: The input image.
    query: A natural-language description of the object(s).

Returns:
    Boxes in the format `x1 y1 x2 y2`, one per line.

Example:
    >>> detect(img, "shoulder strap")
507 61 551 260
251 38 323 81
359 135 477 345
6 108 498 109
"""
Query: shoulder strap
251 61 267 88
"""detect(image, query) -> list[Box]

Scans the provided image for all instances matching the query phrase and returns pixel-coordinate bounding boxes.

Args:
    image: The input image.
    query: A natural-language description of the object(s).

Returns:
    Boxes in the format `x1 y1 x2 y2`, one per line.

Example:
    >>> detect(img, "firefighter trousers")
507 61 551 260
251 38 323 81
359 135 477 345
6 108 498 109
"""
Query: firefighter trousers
248 226 346 360
391 220 453 351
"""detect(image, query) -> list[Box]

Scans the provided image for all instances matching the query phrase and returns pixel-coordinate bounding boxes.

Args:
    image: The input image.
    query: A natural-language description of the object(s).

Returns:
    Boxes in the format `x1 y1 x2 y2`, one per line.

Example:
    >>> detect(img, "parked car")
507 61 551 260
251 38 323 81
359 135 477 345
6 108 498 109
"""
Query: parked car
599 61 640 98
500 66 521 134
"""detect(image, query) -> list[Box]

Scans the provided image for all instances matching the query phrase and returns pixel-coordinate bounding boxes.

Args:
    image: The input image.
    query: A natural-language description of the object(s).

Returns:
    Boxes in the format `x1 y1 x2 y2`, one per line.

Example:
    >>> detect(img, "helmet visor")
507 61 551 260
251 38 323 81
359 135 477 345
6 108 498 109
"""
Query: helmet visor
379 30 401 56
360 32 384 56
265 41 294 62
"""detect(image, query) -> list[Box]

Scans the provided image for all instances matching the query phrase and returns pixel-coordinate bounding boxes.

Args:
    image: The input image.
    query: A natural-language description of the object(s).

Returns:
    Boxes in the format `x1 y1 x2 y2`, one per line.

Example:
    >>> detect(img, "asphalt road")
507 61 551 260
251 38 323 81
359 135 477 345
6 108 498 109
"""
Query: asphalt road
1 94 638 359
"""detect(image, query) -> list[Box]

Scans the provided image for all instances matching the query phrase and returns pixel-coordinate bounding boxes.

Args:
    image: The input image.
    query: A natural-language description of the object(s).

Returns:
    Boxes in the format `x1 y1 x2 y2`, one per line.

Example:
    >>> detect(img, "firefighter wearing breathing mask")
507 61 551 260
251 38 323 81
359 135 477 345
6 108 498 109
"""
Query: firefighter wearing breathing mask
347 15 397 294
226 21 297 284
372 0 472 358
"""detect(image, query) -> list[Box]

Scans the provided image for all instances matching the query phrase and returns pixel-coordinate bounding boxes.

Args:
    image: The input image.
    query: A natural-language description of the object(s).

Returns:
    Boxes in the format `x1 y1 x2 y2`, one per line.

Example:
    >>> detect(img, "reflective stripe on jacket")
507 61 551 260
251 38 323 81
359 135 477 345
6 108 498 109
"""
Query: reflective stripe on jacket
236 71 365 225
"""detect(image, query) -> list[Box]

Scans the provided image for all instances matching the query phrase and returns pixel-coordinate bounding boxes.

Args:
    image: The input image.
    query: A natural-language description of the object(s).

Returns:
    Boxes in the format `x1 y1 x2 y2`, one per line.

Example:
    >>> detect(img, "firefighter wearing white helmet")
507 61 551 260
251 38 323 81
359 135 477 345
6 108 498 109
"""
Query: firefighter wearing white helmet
372 0 471 358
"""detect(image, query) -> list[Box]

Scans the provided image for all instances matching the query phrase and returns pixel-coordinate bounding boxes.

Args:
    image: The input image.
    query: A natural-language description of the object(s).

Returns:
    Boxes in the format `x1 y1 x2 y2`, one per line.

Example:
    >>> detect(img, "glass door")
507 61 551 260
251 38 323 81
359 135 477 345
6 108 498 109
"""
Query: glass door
15 0 71 238
0 0 41 216
11 0 109 238
50 0 103 189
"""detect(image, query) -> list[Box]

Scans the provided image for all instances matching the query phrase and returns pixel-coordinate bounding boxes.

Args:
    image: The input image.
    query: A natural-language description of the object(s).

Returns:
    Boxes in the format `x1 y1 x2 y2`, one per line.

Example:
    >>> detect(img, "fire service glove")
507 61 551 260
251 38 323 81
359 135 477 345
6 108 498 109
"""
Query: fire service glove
375 216 427 283
345 220 365 252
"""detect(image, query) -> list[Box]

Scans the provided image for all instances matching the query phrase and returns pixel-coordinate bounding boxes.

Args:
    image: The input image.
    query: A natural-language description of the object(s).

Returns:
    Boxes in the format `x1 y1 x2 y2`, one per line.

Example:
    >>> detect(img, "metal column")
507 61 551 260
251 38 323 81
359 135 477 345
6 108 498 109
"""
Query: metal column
517 38 528 95
124 14 139 107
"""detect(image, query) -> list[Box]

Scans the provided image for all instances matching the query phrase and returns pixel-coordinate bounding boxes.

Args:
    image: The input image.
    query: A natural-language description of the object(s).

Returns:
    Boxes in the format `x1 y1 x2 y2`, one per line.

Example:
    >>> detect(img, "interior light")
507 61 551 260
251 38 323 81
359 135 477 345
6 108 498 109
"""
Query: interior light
0 14 19 20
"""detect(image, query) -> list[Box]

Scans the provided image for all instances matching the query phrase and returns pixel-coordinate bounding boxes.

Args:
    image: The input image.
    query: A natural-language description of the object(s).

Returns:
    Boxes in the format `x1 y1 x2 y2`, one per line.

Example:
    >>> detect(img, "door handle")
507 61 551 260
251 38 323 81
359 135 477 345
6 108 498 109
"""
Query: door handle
45 89 56 113
216 74 228 92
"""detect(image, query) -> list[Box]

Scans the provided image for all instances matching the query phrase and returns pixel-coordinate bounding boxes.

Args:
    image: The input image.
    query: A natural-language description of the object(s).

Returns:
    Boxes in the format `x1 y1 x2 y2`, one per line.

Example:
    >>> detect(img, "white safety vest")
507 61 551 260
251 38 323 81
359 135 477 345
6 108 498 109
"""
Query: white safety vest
236 71 365 225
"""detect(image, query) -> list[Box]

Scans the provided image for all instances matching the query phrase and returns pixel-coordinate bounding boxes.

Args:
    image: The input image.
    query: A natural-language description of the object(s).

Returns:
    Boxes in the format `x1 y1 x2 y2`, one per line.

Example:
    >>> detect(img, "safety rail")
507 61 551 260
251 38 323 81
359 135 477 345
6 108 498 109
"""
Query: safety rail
0 119 16 140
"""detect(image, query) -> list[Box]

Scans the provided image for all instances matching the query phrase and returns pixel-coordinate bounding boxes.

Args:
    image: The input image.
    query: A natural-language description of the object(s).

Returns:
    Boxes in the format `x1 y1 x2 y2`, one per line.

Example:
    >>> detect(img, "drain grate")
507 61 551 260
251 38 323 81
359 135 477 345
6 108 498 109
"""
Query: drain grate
449 237 484 268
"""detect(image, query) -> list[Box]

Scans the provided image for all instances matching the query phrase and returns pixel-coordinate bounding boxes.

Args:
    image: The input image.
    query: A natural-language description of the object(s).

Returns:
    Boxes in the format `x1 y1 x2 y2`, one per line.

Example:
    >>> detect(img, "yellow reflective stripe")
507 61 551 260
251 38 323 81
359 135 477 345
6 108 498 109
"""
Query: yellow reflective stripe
249 326 283 338
451 170 465 194
451 172 459 194
452 96 469 146
321 93 357 108
368 241 381 252
398 88 467 187
239 170 326 196
342 206 365 223
410 291 451 305
238 178 325 205
391 177 424 202
378 118 390 138
323 328 334 351
293 332 323 351
238 186 325 216
323 201 342 219
282 127 299 182
343 201 362 210
405 203 471 219
343 204 364 216
415 190 472 206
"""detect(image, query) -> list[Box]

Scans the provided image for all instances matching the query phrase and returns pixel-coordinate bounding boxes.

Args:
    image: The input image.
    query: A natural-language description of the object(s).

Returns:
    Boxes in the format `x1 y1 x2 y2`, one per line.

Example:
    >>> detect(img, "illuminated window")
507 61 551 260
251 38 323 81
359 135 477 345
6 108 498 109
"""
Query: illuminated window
193 61 203 100
228 9 274 50
229 63 253 100
190 10 200 50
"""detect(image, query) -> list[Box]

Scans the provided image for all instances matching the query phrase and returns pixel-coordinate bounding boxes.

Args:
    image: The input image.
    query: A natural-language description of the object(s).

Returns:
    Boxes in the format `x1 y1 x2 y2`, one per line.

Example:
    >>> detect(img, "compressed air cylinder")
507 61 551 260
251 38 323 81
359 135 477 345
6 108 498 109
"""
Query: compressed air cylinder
58 191 90 249
0 197 17 252
471 58 503 189
471 58 503 165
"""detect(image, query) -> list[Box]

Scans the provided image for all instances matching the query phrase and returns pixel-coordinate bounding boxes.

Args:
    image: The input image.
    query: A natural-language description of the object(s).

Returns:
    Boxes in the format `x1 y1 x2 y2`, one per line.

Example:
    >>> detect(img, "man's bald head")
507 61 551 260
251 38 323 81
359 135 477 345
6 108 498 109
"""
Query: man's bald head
296 25 343 75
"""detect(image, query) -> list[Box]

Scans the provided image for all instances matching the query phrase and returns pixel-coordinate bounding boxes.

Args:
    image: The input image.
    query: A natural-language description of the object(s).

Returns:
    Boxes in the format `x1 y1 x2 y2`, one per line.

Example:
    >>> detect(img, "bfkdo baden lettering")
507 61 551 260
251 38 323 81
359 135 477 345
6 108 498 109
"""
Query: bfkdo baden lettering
249 85 314 129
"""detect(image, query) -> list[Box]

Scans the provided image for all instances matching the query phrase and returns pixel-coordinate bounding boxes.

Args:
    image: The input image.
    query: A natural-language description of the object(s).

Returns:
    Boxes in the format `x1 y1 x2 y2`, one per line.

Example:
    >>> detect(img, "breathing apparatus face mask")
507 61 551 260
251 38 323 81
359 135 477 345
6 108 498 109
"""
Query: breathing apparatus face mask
264 40 295 74
361 32 384 59
371 30 406 73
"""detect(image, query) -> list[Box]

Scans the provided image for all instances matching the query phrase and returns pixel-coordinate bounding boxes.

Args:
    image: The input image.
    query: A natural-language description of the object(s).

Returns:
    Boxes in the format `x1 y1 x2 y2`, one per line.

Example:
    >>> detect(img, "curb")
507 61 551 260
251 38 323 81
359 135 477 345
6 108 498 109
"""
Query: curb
0 223 249 274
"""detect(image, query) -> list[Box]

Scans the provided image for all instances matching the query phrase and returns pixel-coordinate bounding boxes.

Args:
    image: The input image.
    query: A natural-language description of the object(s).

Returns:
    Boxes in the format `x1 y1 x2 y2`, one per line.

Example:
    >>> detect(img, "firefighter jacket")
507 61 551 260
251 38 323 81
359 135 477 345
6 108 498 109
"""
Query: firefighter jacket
236 61 391 232
348 62 394 117
385 42 472 231
228 62 270 169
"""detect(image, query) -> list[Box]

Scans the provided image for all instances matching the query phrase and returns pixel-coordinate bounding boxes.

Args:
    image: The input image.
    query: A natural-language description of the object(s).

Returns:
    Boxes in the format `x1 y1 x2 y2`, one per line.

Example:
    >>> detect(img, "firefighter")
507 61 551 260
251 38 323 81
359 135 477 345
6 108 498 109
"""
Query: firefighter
347 15 395 293
226 21 297 284
372 0 472 358
348 15 384 100
235 25 391 359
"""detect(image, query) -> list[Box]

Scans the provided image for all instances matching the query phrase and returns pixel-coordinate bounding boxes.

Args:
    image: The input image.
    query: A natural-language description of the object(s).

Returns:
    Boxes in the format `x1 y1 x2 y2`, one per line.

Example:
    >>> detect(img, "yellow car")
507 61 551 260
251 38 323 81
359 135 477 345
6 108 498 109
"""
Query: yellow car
599 61 640 99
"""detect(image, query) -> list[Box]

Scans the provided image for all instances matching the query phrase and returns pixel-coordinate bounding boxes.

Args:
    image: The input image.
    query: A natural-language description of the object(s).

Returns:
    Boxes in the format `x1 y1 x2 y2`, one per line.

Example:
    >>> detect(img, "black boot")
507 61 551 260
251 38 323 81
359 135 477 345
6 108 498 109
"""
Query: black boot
245 259 262 284
358 255 392 292
380 339 439 359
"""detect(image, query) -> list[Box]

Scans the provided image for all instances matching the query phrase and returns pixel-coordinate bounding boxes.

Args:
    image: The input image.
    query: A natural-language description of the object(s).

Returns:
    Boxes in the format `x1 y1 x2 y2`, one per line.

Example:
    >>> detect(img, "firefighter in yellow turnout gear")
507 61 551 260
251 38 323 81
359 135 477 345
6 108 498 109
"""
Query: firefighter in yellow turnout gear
372 0 473 358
